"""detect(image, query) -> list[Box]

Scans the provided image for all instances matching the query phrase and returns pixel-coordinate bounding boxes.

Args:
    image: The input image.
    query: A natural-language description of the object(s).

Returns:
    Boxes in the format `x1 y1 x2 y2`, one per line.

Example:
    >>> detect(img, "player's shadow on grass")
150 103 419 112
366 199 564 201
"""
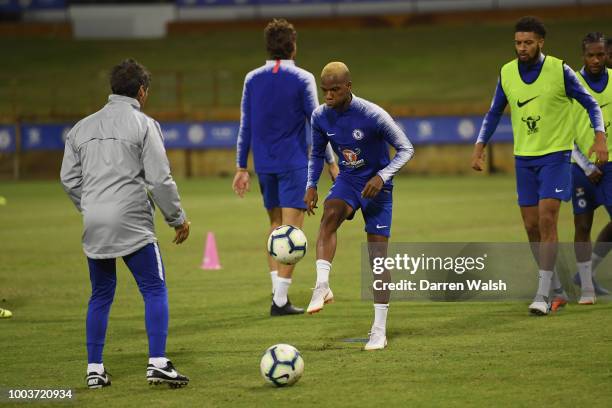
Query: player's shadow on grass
245 382 305 393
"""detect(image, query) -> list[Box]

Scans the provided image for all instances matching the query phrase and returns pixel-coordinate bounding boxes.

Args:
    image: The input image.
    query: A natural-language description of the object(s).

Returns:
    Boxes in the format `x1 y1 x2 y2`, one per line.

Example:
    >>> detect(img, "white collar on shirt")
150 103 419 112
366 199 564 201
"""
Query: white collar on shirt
265 59 295 66
108 94 141 109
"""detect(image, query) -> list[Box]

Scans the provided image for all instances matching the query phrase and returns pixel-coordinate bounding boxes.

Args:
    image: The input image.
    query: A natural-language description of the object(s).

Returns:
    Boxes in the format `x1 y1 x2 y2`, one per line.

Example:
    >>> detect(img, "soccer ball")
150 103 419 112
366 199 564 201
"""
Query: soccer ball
260 344 304 387
267 225 307 265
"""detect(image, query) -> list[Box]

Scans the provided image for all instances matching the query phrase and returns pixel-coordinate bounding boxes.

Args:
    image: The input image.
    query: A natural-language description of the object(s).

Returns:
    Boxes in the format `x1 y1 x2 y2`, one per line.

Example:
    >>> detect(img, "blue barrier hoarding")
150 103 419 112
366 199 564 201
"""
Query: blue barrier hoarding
0 0 65 11
161 122 240 149
176 0 255 6
175 0 405 5
397 116 513 145
0 125 16 153
18 116 513 151
21 124 71 151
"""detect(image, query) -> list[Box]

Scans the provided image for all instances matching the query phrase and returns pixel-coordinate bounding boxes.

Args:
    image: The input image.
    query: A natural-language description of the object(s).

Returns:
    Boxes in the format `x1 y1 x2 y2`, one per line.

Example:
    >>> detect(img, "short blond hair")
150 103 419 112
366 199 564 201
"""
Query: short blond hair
321 61 351 81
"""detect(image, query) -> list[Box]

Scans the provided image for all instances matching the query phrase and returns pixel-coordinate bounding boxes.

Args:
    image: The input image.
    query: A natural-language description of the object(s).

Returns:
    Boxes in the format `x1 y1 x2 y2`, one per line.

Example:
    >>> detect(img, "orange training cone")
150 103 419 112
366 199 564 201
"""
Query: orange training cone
201 232 221 270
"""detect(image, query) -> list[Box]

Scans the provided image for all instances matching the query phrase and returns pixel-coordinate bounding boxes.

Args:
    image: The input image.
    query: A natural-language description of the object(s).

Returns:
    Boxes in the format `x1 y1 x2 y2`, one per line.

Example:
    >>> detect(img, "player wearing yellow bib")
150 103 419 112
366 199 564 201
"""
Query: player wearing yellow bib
570 33 612 304
471 17 607 316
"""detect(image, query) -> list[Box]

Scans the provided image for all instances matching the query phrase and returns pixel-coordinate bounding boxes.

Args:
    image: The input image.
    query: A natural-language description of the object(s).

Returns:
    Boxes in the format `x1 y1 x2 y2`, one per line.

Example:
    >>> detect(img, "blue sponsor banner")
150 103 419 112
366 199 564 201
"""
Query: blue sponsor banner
161 121 240 149
21 123 72 151
397 115 513 145
0 0 20 12
176 0 255 6
176 0 405 5
256 0 330 4
18 116 513 151
0 125 16 153
28 0 65 9
0 0 65 11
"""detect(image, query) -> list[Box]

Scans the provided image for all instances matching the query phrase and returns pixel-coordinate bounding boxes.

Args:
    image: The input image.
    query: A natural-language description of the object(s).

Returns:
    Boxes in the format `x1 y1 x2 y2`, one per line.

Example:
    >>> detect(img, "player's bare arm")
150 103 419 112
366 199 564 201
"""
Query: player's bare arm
173 220 191 244
327 162 339 181
232 168 250 197
304 187 318 215
471 142 486 171
361 175 384 199
588 131 609 165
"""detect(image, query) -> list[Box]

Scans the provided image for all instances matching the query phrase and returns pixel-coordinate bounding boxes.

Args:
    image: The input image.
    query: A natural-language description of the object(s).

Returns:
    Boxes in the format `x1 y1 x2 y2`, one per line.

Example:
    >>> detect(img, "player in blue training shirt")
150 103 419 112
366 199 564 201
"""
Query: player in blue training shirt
304 62 414 350
570 33 612 299
232 19 338 316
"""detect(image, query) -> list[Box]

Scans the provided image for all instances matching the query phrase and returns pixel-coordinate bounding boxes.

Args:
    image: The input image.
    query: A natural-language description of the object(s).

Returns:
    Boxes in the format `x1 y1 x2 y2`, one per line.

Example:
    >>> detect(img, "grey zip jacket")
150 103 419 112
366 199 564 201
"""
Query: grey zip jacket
60 94 186 259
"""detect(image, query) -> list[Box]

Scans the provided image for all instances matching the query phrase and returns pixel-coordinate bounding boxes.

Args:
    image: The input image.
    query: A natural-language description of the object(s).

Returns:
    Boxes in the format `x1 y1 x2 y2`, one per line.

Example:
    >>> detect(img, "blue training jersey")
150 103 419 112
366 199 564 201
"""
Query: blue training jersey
307 95 414 188
237 59 333 174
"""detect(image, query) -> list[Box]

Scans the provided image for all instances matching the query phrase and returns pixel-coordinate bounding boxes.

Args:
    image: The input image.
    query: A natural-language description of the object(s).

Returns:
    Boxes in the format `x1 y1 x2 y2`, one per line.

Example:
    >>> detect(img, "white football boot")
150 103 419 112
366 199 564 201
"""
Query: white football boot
306 284 334 314
578 291 596 305
528 298 550 316
364 327 387 351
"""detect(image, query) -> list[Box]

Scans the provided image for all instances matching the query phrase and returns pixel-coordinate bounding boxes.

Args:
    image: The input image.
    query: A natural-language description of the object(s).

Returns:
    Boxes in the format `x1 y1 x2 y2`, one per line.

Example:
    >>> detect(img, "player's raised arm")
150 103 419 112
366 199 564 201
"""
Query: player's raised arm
564 64 608 163
376 110 414 184
472 79 508 171
60 126 84 212
142 119 188 233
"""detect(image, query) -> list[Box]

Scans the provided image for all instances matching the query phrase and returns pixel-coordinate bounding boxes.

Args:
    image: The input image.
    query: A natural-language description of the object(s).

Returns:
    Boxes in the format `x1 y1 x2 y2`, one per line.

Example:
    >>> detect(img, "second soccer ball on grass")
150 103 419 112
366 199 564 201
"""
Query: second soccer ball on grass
267 225 307 265
260 344 304 387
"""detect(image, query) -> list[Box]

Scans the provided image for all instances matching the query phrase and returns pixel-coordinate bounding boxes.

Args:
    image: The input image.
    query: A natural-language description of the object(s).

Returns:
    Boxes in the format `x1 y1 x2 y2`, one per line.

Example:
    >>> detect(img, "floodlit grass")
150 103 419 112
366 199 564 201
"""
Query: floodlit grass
1 176 612 406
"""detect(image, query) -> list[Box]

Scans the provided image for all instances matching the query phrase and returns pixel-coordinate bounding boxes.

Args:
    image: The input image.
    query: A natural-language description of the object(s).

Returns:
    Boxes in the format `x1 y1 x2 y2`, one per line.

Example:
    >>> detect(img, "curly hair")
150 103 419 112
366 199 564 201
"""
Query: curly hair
582 32 606 52
110 59 151 98
515 16 546 38
264 19 297 60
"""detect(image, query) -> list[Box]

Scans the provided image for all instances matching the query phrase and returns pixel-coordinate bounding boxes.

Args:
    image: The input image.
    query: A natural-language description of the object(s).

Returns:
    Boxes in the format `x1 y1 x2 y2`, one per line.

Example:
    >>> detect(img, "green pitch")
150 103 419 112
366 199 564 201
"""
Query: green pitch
1 175 612 406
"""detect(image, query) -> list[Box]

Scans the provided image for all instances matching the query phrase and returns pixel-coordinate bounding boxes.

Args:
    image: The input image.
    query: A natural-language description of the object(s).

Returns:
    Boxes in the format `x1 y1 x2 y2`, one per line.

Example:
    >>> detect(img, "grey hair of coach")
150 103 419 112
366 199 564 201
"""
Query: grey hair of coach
110 59 151 98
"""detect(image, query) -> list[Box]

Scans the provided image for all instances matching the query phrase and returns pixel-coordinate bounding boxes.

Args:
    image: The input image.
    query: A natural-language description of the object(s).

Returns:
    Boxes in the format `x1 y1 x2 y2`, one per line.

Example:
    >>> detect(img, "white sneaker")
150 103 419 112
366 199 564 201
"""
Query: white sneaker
364 327 387 351
306 284 334 314
578 292 596 305
528 300 549 316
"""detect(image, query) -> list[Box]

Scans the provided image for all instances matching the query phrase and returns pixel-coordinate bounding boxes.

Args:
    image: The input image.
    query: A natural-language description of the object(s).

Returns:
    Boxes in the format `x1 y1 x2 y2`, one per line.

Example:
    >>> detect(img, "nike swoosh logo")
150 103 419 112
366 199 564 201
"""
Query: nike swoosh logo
601 103 610 108
555 188 563 193
326 132 335 136
376 224 388 229
150 368 178 378
517 96 539 108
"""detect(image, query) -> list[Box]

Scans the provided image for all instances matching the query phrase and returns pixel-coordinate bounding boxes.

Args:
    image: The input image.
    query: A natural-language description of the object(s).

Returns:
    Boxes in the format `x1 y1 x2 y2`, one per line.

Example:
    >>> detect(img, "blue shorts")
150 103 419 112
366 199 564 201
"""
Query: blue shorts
515 152 572 207
325 175 393 237
572 162 612 217
258 168 307 210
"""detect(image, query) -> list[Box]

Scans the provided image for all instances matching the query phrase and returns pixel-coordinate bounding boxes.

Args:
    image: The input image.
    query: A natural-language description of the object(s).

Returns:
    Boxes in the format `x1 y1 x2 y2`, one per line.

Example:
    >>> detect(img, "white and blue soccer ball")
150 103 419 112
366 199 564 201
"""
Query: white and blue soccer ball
267 225 307 265
260 344 304 387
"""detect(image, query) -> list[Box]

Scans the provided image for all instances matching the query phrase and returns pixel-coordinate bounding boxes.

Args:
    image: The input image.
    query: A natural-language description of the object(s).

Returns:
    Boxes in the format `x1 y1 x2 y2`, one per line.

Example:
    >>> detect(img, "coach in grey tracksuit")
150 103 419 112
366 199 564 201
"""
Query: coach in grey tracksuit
60 59 191 389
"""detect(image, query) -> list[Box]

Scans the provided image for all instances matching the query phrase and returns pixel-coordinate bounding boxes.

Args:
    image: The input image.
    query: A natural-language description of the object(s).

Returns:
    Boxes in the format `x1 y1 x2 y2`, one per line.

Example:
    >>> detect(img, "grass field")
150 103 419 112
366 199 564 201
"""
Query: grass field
2 17 611 118
2 175 612 407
